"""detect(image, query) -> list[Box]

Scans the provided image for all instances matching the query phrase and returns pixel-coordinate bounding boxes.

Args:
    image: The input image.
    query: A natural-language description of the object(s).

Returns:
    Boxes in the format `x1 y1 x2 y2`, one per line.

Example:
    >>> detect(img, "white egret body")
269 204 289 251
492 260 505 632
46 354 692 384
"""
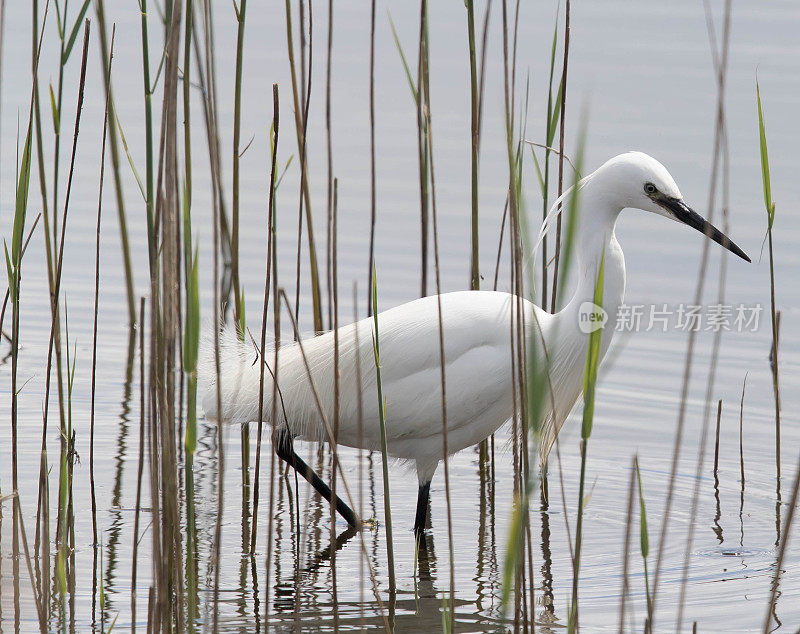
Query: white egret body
201 152 749 533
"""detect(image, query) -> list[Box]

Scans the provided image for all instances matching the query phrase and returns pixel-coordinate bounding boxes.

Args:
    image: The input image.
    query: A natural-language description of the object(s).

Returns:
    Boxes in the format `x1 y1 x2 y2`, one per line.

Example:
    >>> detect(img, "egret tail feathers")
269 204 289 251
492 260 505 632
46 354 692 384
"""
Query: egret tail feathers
199 325 272 425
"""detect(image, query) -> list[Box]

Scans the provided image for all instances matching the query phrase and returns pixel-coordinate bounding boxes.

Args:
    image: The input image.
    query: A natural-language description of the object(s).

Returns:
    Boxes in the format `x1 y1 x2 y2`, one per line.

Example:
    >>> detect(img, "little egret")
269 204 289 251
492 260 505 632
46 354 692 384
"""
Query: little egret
201 152 749 536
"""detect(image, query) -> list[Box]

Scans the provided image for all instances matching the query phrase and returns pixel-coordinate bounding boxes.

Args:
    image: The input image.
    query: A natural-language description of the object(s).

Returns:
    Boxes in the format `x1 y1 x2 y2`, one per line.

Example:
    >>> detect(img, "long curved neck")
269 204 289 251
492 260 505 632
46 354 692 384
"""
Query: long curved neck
556 184 626 354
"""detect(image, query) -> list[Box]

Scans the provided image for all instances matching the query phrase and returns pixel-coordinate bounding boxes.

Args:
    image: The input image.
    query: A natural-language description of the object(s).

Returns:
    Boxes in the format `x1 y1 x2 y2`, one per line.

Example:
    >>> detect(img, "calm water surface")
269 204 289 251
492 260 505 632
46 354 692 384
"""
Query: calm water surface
0 1 799 631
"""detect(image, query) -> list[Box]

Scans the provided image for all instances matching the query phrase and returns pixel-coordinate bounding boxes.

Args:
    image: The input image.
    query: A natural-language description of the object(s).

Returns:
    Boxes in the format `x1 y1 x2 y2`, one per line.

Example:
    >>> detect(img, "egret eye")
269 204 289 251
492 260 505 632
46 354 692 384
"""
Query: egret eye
644 182 657 195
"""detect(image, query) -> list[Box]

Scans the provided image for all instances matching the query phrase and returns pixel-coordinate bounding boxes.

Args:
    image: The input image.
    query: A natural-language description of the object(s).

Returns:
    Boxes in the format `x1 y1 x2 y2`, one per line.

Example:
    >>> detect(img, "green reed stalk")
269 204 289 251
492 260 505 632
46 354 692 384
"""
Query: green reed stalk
532 9 561 306
387 9 429 300
366 0 378 312
182 182 200 629
232 0 252 531
418 12 456 619
424 55 456 632
416 3 429 300
499 0 528 617
466 0 479 290
251 86 280 553
569 249 604 633
131 298 145 630
756 82 780 483
371 265 395 596
6 85 34 634
231 0 247 327
29 3 53 614
183 0 192 206
94 0 136 325
30 0 70 578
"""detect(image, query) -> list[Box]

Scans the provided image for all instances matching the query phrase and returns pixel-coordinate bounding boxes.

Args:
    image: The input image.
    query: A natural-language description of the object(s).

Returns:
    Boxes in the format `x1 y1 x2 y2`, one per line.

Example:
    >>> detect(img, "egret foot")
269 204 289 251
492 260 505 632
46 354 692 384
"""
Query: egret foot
274 429 359 528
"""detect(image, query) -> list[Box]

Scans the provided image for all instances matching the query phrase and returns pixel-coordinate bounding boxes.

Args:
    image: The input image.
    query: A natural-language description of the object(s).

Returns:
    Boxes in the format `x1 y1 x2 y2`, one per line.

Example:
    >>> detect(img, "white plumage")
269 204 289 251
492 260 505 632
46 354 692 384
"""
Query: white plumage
200 152 749 531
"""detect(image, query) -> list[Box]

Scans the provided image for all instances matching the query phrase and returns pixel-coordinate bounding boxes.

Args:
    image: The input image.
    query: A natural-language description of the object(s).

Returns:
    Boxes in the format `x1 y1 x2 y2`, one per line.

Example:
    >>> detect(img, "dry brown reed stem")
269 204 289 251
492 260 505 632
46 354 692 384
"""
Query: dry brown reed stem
476 0 492 156
352 283 366 624
189 1 226 628
549 0 569 313
90 23 115 621
29 4 67 548
492 194 509 291
325 0 334 330
277 289 390 629
284 0 324 333
262 217 280 632
252 83 280 553
678 62 733 631
132 297 145 632
650 1 732 626
31 2 67 560
770 307 780 481
739 376 746 489
151 2 186 627
191 0 233 314
330 177 340 628
713 399 722 477
52 22 90 574
618 458 637 633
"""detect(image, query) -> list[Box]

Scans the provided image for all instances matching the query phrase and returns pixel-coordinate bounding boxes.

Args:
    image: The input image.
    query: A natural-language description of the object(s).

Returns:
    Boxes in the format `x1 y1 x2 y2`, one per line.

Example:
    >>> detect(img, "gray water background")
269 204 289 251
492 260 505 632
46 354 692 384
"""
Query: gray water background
0 0 799 631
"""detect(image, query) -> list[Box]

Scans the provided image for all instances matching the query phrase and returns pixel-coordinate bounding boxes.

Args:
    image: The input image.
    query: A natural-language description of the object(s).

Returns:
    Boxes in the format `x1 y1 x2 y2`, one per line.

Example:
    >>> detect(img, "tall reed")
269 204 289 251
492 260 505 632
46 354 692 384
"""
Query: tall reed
89 22 115 624
635 456 652 629
371 266 396 597
756 81 780 485
650 3 732 625
466 0 479 290
94 0 136 325
7 41 36 634
284 0 324 333
549 0 570 312
568 249 604 633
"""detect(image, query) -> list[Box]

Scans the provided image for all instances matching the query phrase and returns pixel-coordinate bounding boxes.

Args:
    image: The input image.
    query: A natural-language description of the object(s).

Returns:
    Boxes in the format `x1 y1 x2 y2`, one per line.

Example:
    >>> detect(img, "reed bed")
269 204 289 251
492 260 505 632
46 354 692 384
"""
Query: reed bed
0 1 795 633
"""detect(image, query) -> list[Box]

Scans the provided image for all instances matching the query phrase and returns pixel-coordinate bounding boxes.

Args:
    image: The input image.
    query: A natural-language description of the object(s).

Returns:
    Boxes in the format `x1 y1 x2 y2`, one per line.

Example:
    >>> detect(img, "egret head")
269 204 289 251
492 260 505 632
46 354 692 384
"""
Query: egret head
599 151 750 262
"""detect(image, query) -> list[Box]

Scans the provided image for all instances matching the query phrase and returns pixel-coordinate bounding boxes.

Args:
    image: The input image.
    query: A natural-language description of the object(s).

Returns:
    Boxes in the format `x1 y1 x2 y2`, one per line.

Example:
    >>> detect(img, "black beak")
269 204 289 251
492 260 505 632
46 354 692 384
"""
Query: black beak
661 198 751 263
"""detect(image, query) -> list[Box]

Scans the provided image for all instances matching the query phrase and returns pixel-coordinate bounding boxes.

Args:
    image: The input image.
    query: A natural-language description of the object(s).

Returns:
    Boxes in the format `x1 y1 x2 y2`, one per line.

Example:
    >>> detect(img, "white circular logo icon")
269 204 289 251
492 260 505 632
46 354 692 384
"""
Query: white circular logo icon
578 301 608 334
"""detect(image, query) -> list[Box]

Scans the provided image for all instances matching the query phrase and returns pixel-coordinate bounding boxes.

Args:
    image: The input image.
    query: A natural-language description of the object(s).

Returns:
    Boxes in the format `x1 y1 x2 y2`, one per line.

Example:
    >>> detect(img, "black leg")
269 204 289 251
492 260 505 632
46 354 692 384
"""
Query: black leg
274 429 359 528
414 481 431 538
